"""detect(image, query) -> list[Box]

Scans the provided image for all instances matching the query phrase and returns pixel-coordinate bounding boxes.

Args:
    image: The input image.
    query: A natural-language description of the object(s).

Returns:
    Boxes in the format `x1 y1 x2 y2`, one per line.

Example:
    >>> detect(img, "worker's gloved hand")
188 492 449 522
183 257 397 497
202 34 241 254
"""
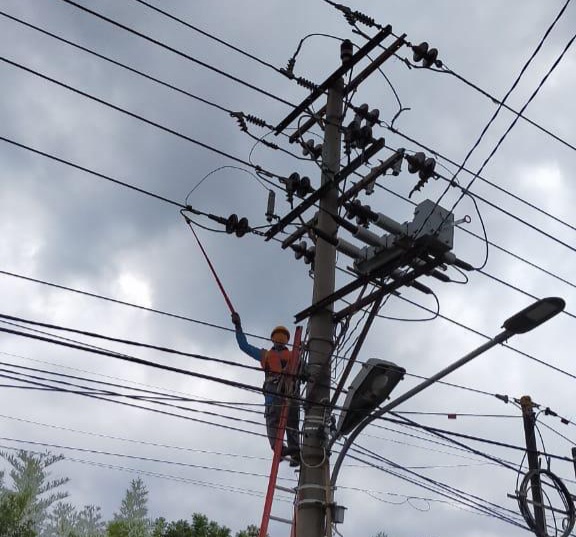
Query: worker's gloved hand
231 312 242 328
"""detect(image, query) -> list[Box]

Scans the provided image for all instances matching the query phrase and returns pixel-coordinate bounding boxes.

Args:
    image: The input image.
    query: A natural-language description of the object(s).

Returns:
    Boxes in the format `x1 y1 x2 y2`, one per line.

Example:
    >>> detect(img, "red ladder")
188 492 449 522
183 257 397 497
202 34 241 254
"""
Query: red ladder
259 326 303 537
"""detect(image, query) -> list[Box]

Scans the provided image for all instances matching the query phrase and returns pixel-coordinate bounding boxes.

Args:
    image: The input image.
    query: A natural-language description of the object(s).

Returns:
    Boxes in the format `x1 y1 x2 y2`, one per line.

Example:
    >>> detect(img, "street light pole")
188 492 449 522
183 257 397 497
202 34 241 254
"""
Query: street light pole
330 297 565 488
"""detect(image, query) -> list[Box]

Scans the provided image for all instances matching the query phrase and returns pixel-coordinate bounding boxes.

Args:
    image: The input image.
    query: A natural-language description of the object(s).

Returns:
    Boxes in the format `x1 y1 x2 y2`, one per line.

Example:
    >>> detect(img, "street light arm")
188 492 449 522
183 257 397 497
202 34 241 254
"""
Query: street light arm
330 329 512 487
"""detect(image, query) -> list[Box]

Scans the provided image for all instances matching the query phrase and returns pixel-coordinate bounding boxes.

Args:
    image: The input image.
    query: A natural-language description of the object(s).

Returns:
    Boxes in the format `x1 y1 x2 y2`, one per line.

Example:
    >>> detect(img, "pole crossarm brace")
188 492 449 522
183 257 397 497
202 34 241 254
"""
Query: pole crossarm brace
294 246 436 323
275 26 393 135
265 138 385 241
288 34 406 144
333 262 435 321
280 150 404 251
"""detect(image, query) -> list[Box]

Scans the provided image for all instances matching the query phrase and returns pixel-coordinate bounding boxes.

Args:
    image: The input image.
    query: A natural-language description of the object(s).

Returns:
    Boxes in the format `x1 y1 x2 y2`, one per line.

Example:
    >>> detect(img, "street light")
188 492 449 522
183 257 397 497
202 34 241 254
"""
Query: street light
336 359 405 437
330 297 566 489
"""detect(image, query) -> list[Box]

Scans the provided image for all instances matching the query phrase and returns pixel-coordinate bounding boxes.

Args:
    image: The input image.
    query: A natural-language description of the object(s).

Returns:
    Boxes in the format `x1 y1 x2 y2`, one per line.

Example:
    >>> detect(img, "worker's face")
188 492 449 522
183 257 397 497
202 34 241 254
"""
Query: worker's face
271 332 289 346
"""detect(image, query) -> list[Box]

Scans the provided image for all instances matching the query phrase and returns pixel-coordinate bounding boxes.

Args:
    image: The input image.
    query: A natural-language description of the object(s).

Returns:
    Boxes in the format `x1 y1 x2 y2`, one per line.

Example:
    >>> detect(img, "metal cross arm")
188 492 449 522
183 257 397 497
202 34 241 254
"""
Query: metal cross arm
274 26 392 134
333 261 438 321
294 247 424 323
265 138 385 241
278 150 403 251
288 34 405 144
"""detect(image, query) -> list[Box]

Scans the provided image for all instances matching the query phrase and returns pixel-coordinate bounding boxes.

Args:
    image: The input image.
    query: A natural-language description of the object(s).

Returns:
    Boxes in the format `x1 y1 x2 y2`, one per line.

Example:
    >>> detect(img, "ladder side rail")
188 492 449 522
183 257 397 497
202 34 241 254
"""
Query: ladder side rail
259 326 303 537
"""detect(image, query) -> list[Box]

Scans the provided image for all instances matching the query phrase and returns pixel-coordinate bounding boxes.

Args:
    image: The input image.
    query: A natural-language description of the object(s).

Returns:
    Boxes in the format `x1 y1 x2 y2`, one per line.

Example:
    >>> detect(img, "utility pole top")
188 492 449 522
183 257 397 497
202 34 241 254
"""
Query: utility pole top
520 395 534 411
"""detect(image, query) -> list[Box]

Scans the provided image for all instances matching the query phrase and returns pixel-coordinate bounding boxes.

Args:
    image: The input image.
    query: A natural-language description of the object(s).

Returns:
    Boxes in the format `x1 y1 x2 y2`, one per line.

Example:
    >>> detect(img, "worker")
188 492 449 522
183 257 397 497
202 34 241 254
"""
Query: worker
231 312 300 466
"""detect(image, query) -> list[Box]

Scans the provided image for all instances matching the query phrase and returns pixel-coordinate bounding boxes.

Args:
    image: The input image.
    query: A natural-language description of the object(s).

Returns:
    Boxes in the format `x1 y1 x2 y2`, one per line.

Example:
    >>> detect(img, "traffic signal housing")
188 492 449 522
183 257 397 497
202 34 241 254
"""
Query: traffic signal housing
336 358 405 437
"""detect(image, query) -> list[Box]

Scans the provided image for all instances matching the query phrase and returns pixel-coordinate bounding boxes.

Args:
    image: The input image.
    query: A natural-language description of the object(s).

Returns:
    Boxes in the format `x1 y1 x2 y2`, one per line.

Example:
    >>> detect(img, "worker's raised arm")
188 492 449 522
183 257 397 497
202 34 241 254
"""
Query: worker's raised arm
231 312 263 362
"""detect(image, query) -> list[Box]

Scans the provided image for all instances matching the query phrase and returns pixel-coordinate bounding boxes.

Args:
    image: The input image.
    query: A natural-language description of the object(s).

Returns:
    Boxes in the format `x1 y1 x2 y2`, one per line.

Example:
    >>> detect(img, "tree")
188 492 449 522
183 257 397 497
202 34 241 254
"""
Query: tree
149 514 232 537
0 490 37 537
235 525 259 537
108 478 151 537
44 502 78 537
190 513 230 537
151 518 167 537
1 450 69 535
76 505 105 537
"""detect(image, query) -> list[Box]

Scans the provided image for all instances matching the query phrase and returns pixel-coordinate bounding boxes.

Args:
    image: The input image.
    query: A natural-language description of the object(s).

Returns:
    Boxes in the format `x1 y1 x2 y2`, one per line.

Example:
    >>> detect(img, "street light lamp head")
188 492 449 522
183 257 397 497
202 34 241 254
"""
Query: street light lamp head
336 358 405 437
502 297 565 335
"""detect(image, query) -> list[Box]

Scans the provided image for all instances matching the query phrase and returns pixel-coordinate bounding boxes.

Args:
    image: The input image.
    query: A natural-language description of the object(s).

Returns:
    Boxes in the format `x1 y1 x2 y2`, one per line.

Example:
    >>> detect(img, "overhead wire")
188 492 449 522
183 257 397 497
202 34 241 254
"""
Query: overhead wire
448 26 576 217
0 369 267 439
0 435 276 480
348 444 528 529
0 358 261 414
5 3 575 298
4 32 575 305
57 0 298 109
0 443 294 502
0 55 282 180
129 0 287 76
4 4 576 510
340 4 576 162
383 414 575 465
334 263 576 383
3 263 576 407
339 2 576 237
389 126 576 236
0 8 329 179
2 352 516 478
0 10 234 116
349 22 576 240
0 368 265 430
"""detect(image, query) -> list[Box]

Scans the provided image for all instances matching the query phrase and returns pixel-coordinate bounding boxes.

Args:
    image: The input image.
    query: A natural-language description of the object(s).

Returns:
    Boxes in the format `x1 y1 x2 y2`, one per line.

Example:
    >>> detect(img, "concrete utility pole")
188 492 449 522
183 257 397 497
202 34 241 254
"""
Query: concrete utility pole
297 78 343 537
520 395 546 537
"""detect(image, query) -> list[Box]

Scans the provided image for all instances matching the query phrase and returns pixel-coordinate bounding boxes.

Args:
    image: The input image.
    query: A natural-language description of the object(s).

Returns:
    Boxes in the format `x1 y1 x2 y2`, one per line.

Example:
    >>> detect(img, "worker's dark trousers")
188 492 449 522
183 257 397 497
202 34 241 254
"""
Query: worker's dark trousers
264 380 300 452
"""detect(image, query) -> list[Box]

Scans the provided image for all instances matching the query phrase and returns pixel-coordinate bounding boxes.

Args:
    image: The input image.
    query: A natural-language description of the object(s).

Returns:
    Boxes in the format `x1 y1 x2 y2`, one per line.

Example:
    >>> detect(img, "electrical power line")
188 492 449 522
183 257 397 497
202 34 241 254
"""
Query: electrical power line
0 56 279 177
0 10 235 116
129 0 286 76
57 0 298 109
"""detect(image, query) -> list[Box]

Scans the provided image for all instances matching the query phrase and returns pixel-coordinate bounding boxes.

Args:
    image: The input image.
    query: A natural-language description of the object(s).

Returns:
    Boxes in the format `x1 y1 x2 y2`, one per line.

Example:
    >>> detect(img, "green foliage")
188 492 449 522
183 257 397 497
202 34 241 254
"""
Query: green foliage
76 505 106 537
149 513 233 537
0 449 69 534
151 518 167 537
44 502 104 537
0 489 37 537
109 478 151 537
234 525 259 537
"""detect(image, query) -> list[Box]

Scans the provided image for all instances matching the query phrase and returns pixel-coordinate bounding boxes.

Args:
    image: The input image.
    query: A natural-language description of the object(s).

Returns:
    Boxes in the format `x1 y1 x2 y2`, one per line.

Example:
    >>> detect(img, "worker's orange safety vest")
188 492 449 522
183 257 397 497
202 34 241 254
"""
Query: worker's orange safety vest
261 348 292 377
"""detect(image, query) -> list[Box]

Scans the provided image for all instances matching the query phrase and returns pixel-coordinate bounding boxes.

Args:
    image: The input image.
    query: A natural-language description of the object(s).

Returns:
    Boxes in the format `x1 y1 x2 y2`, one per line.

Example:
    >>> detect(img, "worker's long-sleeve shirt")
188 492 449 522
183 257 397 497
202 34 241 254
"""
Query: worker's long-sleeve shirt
235 326 283 405
234 325 263 362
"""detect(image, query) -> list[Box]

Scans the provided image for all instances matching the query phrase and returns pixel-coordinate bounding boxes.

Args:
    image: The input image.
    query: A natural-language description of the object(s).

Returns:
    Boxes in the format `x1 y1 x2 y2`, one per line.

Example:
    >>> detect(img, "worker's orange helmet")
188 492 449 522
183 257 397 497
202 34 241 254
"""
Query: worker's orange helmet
271 325 290 345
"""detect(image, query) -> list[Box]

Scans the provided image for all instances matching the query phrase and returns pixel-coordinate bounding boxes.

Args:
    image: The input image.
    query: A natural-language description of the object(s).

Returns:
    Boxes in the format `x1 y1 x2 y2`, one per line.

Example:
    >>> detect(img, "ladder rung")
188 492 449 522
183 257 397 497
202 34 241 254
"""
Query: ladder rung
269 515 293 525
275 485 296 494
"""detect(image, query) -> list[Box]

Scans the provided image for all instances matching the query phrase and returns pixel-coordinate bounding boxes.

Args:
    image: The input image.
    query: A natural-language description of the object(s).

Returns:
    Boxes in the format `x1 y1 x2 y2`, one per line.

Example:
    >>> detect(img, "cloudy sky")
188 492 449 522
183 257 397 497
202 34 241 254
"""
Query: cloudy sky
1 1 576 536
